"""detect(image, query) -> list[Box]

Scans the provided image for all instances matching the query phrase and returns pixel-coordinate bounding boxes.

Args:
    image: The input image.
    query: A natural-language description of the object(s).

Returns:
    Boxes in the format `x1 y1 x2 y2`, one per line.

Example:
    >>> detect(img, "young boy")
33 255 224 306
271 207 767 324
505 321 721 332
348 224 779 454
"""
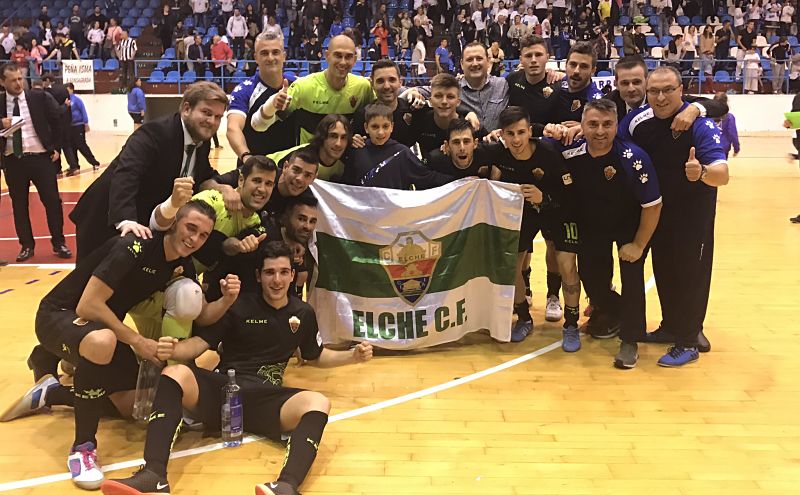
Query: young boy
342 103 453 189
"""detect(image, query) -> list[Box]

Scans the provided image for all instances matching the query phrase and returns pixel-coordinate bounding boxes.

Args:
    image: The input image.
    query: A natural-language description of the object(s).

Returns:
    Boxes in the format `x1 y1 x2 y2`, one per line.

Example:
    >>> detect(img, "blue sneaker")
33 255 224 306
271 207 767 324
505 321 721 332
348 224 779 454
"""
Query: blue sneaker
657 346 699 367
510 319 533 342
0 374 59 422
562 325 581 352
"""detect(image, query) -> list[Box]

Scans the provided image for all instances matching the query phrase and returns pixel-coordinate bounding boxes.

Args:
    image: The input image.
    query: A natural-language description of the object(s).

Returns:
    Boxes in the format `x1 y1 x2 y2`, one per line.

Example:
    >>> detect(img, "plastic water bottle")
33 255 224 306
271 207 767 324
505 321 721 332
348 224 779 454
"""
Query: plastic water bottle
221 369 243 447
132 360 161 423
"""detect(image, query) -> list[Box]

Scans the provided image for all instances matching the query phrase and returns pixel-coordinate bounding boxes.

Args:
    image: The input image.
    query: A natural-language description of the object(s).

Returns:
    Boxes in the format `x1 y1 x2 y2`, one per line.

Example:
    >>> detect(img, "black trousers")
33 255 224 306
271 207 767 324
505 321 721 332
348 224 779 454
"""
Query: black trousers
120 59 135 86
65 125 100 170
4 153 65 249
578 233 648 343
651 196 716 347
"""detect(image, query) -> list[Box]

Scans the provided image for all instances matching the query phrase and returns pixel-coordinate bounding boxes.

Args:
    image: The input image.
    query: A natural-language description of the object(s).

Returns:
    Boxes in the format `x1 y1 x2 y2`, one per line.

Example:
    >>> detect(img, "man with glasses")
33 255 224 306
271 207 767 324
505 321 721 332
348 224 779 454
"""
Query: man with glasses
618 66 729 367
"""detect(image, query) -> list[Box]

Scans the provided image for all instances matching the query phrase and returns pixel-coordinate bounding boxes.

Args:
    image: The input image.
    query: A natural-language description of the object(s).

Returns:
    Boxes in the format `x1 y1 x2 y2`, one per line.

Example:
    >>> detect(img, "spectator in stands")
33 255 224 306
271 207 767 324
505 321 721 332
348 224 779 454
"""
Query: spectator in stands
210 35 235 75
714 92 740 158
9 42 30 81
29 39 48 77
105 0 120 22
38 6 50 30
117 30 136 86
330 14 345 38
768 36 792 93
414 6 434 38
56 22 69 37
471 7 486 44
127 77 146 131
370 19 389 59
573 9 594 42
748 1 764 33
41 21 55 52
733 1 746 30
64 82 101 174
44 33 81 61
105 18 123 60
541 11 552 53
227 8 248 59
187 33 206 74
743 46 762 93
306 33 323 70
86 5 108 31
264 14 282 36
87 21 105 60
488 13 509 54
435 37 455 74
192 0 209 30
67 5 85 53
351 0 369 35
683 24 698 72
736 20 757 80
715 20 734 72
665 34 685 69
623 25 638 56
765 0 781 38
220 0 235 25
508 15 529 59
699 25 715 76
594 27 612 73
367 35 382 61
157 4 176 53
245 3 260 34
633 25 647 56
781 1 795 36
488 40 505 76
0 26 15 61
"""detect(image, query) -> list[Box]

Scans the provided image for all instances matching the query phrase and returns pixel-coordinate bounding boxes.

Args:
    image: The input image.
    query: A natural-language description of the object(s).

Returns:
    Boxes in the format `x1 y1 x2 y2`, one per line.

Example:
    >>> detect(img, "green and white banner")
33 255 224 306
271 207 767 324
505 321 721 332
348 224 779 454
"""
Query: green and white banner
308 178 523 349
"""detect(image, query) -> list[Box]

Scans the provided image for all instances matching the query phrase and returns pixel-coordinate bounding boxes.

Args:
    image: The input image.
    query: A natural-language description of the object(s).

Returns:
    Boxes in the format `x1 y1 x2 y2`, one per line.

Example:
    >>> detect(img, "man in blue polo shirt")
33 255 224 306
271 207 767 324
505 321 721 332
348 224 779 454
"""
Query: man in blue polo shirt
64 82 100 175
435 37 455 74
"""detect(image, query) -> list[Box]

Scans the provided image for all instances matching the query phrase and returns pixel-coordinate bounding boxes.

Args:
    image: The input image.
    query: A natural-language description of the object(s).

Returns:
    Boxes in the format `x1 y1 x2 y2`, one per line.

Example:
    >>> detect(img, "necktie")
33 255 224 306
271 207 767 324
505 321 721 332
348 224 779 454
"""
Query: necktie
180 143 196 177
12 97 22 158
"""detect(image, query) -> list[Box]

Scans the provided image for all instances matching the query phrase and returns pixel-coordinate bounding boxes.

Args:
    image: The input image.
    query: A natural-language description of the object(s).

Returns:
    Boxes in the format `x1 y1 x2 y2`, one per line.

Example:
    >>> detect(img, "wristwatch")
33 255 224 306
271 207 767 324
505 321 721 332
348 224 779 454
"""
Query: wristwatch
699 164 708 180
239 151 252 161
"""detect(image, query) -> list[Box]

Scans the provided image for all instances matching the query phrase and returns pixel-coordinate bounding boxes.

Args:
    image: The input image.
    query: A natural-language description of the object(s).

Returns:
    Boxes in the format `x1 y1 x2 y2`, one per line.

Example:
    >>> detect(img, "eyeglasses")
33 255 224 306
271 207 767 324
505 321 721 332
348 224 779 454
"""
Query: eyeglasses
646 86 680 97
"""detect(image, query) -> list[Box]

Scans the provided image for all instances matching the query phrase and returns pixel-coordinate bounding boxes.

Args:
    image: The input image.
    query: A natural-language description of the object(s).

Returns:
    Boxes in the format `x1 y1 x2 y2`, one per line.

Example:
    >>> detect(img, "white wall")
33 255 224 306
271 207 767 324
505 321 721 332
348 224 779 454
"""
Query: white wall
81 94 791 135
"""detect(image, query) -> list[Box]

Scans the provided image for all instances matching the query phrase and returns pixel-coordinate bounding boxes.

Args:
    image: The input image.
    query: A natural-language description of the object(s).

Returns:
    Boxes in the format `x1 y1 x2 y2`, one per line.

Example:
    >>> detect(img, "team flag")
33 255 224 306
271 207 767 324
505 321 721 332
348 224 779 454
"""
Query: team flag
308 178 523 349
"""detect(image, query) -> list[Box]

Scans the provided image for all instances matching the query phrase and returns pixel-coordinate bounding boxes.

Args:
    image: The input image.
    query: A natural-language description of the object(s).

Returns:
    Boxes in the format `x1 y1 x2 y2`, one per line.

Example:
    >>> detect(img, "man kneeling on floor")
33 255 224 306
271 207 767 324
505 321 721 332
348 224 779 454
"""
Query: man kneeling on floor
102 241 374 495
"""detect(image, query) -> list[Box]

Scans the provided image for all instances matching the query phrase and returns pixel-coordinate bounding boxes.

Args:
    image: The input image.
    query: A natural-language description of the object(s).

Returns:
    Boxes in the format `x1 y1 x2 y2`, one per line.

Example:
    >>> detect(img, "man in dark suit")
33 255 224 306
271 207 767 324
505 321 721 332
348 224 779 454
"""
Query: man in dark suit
605 56 728 124
0 63 71 262
69 80 229 263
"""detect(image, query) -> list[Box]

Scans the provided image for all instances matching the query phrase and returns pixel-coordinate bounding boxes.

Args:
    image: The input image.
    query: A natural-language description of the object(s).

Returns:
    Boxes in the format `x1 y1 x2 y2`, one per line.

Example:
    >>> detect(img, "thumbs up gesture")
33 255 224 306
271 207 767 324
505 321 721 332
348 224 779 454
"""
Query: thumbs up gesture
237 233 267 254
685 146 702 182
273 78 291 112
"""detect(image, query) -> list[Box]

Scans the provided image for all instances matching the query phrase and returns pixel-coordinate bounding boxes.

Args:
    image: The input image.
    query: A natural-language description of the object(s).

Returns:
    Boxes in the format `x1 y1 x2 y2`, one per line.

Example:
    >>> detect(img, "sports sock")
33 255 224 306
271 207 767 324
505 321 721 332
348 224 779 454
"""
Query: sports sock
564 305 580 328
514 300 532 323
46 384 75 407
277 410 329 488
143 376 184 478
522 266 532 290
546 271 562 298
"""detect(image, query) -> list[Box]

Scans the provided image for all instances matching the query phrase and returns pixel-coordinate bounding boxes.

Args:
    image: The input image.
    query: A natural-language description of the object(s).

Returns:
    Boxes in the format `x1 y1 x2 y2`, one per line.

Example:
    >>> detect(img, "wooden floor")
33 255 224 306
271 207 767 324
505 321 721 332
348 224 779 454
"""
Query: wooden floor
0 132 799 495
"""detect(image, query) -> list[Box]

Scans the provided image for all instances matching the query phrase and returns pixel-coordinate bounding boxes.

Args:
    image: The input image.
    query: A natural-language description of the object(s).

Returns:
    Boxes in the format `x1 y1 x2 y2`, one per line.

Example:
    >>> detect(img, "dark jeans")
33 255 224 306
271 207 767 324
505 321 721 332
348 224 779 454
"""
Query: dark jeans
65 125 100 170
231 37 245 58
3 153 65 249
120 59 135 86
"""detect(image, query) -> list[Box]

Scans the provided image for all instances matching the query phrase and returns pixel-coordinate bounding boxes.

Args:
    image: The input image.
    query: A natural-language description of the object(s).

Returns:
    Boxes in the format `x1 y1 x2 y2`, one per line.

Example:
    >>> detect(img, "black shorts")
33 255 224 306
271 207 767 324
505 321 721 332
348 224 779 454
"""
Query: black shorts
518 209 579 254
193 367 305 439
36 300 107 365
129 112 143 124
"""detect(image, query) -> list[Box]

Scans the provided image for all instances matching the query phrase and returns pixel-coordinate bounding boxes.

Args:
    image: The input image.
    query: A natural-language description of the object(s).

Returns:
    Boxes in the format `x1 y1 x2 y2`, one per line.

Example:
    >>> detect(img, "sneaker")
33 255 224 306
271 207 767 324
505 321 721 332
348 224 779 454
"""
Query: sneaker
697 331 711 353
657 346 700 367
510 319 533 342
544 295 563 322
561 325 581 352
585 313 620 339
614 341 639 369
790 215 800 224
68 442 105 490
255 481 300 495
0 374 59 421
181 415 205 432
102 467 169 495
643 326 675 343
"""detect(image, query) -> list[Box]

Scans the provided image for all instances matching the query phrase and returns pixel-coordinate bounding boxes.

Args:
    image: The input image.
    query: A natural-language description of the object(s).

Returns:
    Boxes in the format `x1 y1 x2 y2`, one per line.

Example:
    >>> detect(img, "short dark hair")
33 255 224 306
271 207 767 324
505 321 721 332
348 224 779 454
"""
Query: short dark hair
176 199 217 224
259 240 294 266
282 192 319 220
241 155 278 179
309 114 352 151
364 102 394 123
519 34 548 53
583 99 618 120
0 62 20 79
567 42 597 67
462 41 488 56
371 58 401 79
498 106 530 129
65 82 75 90
42 73 56 82
430 72 460 91
286 147 320 170
614 55 648 76
447 118 476 140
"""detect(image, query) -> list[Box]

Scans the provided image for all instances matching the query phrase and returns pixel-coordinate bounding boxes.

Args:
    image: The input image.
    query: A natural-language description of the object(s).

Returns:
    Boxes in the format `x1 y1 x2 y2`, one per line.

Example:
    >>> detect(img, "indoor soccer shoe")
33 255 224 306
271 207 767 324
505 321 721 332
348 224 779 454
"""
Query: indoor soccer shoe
0 374 58 422
510 319 533 342
255 480 300 495
544 295 563 322
69 441 105 490
561 325 581 352
101 466 170 495
614 342 639 369
643 326 675 343
657 346 700 368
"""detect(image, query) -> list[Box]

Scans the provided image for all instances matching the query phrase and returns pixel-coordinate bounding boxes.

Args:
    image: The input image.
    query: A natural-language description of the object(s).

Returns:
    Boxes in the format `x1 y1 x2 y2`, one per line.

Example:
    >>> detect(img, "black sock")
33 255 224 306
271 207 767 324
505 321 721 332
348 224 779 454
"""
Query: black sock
564 305 580 328
514 300 532 322
143 376 185 478
45 384 75 407
277 410 329 488
28 345 60 382
522 267 532 290
546 271 562 298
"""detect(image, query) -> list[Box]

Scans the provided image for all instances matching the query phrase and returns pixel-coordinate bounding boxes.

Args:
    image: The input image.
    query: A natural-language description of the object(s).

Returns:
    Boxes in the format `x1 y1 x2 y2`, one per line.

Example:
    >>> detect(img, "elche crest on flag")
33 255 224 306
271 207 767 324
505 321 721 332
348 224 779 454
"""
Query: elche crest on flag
379 231 441 305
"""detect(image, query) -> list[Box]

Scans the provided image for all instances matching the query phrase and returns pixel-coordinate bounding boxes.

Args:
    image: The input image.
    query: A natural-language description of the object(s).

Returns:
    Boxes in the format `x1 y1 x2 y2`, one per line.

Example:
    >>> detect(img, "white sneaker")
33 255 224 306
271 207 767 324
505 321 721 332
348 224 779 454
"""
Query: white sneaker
545 295 563 322
0 374 59 422
68 442 105 490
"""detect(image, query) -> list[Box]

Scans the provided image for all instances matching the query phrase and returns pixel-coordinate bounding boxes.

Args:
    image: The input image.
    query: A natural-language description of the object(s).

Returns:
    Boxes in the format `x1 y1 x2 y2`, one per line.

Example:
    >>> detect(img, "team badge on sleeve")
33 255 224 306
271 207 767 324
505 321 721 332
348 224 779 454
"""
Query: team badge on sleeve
571 100 581 112
289 316 301 333
604 166 617 180
562 173 573 185
542 86 553 98
532 168 545 179
403 113 413 125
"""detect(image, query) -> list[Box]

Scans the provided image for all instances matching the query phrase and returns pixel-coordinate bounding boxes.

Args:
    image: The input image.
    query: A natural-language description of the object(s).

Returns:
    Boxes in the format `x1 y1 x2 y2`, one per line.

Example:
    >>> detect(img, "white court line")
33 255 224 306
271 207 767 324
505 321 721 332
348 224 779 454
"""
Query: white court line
0 275 655 492
0 233 76 241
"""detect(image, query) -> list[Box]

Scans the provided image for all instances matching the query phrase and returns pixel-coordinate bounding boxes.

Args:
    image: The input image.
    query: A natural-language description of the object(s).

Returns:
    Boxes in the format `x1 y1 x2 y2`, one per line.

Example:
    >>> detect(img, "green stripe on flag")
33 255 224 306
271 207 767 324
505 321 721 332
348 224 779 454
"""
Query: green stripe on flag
315 223 519 298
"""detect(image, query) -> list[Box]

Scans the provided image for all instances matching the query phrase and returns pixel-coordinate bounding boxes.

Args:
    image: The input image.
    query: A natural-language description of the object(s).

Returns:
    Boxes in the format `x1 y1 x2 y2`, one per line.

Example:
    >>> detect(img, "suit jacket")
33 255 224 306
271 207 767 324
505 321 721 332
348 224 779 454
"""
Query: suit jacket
604 89 730 122
0 89 63 163
70 113 214 246
187 43 205 61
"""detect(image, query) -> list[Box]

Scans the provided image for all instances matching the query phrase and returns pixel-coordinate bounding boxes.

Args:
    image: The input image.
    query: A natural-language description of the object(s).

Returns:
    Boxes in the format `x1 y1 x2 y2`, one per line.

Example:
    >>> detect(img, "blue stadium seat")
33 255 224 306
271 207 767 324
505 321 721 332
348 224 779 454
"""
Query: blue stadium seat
231 70 247 83
156 59 173 70
646 36 659 47
135 0 147 8
353 60 364 73
162 47 176 59
677 16 689 26
691 16 703 25
121 0 134 7
121 17 135 28
206 26 218 37
614 35 623 46
713 70 731 83
43 60 59 72
136 17 149 27
768 35 779 44
129 26 141 37
204 70 214 80
182 70 197 83
127 7 140 17
80 48 88 58
103 59 119 71
643 6 655 15
660 36 672 45
648 15 658 26
596 70 612 77
142 7 154 17
92 58 103 70
164 70 180 83
149 70 164 82
618 16 630 26
789 36 799 45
